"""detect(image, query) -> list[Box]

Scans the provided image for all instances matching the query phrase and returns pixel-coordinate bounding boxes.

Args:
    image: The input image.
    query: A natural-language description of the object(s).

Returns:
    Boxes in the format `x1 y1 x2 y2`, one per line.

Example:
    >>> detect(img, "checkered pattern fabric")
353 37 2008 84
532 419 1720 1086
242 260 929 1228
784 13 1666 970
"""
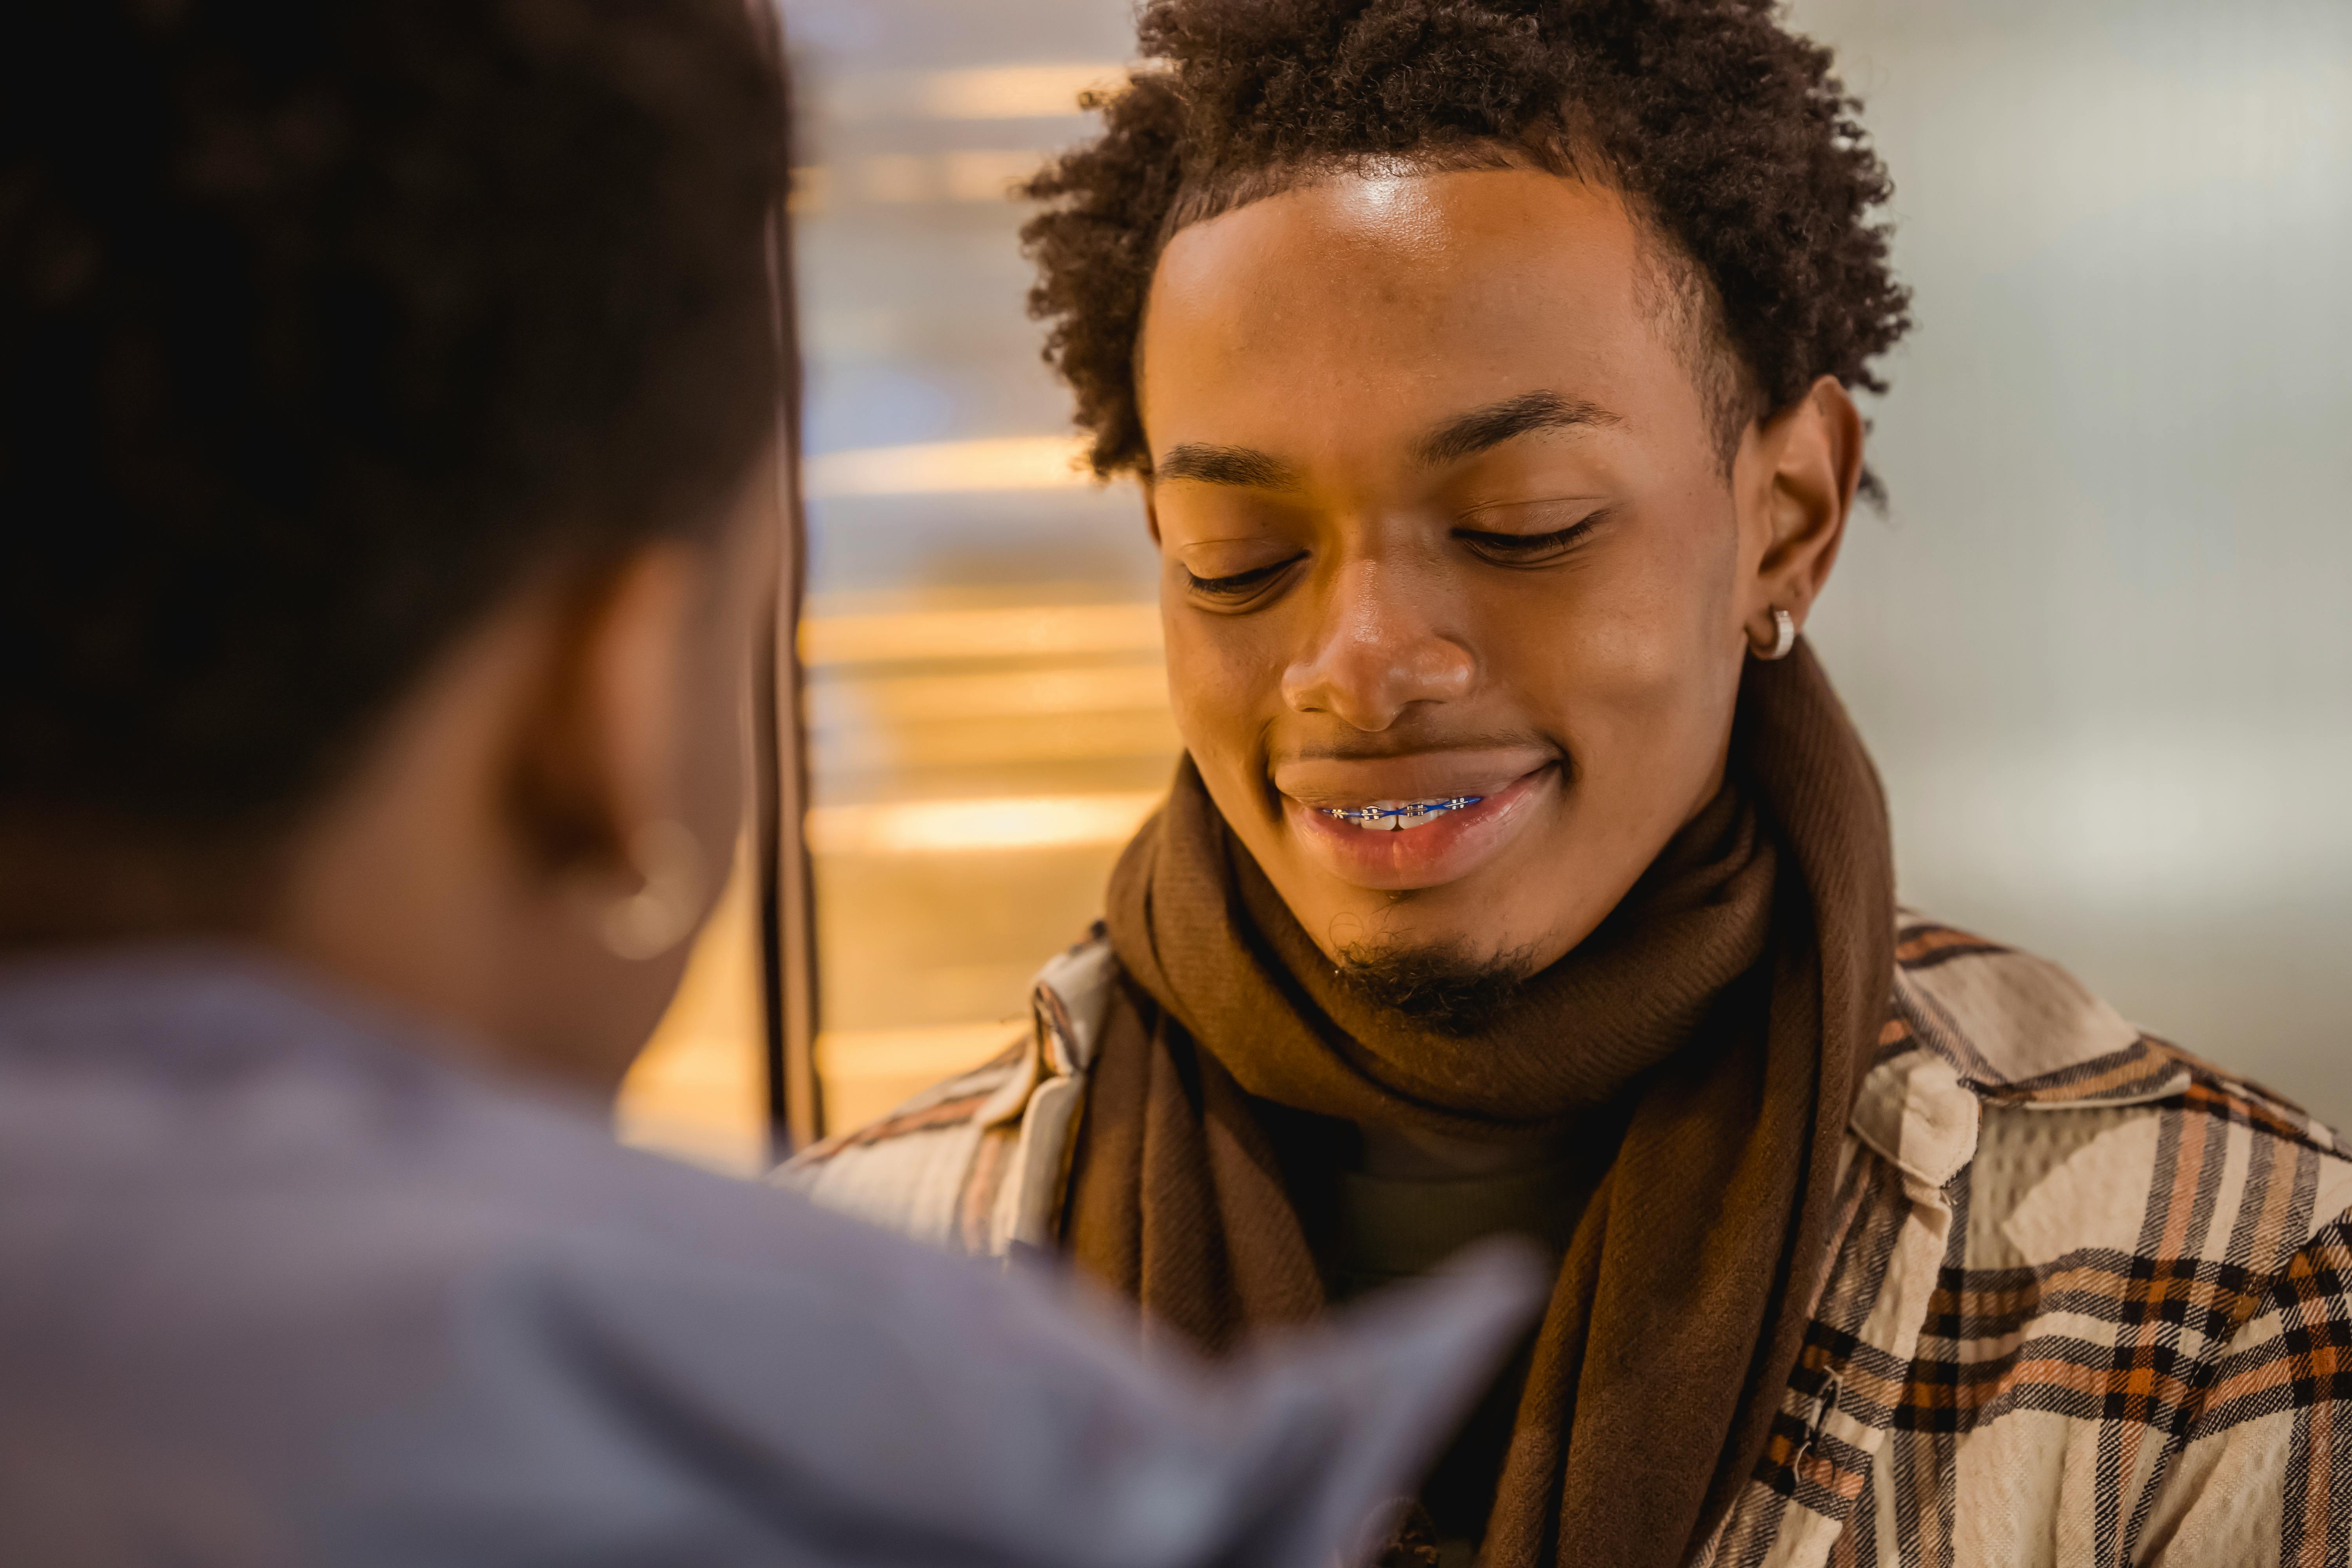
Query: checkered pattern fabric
783 918 2352 1567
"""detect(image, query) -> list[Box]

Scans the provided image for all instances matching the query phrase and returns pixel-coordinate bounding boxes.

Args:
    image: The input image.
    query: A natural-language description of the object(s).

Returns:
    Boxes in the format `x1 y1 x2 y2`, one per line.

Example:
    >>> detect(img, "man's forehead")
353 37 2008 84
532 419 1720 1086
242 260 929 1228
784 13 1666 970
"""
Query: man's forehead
1136 167 1724 467
1153 170 1644 329
1146 174 1681 381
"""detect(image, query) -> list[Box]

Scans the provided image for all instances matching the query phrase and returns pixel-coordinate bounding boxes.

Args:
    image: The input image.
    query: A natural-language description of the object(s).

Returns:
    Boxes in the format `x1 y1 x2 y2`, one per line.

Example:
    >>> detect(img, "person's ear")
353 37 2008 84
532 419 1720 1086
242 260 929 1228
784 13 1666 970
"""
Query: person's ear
1737 374 1863 654
506 544 721 960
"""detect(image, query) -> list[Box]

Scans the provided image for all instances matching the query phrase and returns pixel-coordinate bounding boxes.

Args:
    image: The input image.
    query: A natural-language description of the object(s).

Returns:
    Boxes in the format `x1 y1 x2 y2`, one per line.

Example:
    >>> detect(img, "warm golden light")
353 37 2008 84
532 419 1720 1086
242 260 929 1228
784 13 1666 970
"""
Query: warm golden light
815 1022 1029 1132
615 837 769 1175
811 663 1168 724
800 601 1160 665
806 790 1164 856
801 434 1095 497
820 711 1181 772
912 62 1127 119
842 150 1049 205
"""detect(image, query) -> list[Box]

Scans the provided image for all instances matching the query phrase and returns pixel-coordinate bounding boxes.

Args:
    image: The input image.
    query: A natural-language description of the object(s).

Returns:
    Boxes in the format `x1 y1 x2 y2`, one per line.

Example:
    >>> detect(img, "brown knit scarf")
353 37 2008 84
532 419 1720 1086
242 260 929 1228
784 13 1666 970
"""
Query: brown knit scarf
1066 645 1894 1568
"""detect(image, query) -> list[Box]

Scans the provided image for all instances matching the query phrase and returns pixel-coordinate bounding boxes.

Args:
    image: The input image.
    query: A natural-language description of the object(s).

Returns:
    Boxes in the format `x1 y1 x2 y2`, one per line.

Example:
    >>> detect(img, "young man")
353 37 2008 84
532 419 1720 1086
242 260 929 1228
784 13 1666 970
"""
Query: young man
0 4 1544 1563
787 2 2352 1564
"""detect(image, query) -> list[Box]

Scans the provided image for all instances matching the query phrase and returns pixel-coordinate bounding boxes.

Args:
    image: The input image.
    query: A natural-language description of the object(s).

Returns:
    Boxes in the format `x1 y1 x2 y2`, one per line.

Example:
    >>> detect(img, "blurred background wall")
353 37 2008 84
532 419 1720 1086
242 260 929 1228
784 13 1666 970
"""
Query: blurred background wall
617 0 2352 1165
1793 0 2352 1125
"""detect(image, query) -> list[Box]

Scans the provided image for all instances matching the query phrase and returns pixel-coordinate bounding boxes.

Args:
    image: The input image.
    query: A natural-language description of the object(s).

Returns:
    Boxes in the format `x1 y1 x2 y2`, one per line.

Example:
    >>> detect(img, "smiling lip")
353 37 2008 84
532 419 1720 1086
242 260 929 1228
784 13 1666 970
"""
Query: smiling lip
1279 758 1558 891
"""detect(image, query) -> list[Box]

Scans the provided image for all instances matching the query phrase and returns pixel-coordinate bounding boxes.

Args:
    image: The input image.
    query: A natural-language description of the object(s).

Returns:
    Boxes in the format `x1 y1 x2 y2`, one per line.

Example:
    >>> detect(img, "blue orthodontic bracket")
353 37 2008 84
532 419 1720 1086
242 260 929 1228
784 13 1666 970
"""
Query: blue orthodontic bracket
1319 795 1484 827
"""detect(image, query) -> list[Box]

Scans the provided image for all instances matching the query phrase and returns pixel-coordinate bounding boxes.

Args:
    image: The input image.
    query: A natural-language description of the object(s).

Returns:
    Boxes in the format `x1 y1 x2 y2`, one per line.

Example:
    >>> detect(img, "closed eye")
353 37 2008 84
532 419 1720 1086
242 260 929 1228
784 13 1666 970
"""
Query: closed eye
1183 555 1302 601
1454 508 1608 568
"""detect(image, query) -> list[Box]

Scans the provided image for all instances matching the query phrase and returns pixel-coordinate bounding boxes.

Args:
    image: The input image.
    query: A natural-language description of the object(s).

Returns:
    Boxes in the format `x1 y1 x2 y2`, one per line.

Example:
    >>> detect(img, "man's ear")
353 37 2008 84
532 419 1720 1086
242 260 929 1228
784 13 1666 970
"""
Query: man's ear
1740 374 1863 648
505 546 706 888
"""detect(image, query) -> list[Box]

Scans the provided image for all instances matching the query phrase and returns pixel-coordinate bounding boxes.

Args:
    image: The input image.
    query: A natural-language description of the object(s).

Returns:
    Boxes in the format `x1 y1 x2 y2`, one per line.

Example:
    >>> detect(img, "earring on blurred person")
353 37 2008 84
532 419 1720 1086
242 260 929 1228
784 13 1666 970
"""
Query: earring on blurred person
1754 608 1797 662
599 820 708 960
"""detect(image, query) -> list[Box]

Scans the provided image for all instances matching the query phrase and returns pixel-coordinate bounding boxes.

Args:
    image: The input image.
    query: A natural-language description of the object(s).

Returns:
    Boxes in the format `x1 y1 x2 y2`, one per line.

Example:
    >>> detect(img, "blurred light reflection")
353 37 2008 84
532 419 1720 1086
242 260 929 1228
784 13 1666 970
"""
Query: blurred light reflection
802 434 1093 496
808 791 1164 856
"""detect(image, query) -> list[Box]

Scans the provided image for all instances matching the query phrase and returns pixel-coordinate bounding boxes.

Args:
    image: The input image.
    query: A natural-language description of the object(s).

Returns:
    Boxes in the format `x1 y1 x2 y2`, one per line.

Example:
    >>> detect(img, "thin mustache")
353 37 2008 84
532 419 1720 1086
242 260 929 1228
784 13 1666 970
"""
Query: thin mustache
1269 733 1555 765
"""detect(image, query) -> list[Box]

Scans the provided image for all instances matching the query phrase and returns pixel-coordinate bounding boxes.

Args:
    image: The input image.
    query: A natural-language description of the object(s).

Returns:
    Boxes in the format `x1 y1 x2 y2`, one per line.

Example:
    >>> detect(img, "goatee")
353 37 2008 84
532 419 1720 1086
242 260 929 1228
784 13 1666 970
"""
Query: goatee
1331 935 1541 1036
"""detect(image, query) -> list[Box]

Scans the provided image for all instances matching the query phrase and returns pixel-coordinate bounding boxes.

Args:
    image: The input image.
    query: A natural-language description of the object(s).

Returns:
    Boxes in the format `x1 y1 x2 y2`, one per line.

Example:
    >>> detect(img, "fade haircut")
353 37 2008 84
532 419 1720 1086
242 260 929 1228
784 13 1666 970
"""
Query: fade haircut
1020 0 1911 487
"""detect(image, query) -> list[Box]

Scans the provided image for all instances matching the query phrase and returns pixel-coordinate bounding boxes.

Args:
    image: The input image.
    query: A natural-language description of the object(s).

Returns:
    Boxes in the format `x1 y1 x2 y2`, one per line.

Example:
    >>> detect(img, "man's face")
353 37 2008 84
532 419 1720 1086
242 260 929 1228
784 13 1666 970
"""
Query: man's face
1138 168 1834 974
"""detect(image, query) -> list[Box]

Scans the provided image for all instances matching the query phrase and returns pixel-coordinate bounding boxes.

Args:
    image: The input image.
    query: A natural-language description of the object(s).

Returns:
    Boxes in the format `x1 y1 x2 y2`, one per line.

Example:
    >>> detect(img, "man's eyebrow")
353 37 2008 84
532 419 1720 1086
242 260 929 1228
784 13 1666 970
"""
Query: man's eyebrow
1412 390 1622 468
1152 443 1299 488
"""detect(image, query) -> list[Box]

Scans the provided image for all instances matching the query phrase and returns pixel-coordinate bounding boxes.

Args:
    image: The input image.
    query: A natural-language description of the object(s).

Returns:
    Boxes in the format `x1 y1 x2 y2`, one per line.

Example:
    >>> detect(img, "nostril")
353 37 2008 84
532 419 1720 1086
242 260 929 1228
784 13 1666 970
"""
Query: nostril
1281 635 1474 725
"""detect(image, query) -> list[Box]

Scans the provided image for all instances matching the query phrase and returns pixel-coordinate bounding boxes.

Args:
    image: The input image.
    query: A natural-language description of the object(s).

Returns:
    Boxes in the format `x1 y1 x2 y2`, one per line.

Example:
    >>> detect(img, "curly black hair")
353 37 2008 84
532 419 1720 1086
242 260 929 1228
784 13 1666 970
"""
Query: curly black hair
0 1 786 880
1020 0 1909 483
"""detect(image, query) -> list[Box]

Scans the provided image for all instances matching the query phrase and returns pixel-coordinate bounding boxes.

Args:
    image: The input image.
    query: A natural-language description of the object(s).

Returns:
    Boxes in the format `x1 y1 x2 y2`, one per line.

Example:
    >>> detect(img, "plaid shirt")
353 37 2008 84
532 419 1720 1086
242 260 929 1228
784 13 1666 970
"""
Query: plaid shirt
784 917 2352 1567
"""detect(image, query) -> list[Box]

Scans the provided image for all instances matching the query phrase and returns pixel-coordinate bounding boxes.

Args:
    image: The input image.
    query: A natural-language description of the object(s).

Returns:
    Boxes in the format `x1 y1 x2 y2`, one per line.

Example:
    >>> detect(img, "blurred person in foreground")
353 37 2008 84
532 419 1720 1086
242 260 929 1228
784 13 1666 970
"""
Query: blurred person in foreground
0 4 1547 1563
787 2 2352 1564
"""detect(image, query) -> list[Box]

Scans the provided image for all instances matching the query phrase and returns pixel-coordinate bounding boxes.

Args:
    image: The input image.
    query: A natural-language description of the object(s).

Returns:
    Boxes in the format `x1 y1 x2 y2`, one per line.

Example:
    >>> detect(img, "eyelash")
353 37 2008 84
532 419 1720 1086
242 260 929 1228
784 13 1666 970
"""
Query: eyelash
1455 511 1606 566
1183 557 1301 599
1181 510 1602 601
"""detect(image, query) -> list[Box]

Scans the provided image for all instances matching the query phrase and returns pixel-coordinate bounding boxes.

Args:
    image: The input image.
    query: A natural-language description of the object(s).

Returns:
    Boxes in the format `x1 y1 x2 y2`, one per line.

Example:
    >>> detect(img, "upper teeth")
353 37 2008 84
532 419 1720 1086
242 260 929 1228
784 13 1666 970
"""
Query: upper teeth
1321 796 1484 831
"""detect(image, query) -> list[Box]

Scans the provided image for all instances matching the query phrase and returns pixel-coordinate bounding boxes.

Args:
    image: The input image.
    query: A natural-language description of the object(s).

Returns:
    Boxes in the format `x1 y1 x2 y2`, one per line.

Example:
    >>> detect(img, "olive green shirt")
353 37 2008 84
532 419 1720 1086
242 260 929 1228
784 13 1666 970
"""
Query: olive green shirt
1319 1158 1597 1564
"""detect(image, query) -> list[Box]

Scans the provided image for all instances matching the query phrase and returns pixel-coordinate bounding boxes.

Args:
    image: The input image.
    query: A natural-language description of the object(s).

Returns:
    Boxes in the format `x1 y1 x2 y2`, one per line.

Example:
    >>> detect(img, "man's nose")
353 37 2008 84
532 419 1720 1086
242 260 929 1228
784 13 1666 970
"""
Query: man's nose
1278 558 1475 731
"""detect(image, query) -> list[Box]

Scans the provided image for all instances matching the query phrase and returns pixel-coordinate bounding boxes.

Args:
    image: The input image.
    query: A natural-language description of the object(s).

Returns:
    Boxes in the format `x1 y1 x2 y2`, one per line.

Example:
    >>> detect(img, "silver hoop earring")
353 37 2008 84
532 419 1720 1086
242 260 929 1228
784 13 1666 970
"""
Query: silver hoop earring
1757 608 1797 661
599 820 709 961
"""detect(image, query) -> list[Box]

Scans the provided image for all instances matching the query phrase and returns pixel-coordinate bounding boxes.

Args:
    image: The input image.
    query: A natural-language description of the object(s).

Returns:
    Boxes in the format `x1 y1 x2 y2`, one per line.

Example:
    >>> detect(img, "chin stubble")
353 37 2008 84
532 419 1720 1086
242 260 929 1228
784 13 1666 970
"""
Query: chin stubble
1330 934 1542 1037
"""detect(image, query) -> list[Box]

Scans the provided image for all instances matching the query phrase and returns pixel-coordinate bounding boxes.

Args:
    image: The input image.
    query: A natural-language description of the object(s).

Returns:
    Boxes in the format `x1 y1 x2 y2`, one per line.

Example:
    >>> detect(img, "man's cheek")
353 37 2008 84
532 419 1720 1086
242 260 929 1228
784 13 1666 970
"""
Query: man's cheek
1525 615 1697 734
1170 701 1266 822
1169 641 1271 733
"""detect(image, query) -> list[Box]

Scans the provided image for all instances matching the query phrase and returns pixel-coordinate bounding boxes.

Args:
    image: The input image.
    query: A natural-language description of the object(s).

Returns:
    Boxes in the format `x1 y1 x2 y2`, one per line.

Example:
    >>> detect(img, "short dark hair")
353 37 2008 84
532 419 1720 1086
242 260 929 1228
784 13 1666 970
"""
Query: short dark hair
0 1 786 857
1020 0 1910 483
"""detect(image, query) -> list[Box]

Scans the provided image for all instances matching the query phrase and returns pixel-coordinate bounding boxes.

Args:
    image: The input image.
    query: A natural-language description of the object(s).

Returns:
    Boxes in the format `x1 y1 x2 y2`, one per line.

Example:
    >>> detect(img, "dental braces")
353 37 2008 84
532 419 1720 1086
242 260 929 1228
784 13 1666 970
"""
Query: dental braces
1319 795 1484 827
